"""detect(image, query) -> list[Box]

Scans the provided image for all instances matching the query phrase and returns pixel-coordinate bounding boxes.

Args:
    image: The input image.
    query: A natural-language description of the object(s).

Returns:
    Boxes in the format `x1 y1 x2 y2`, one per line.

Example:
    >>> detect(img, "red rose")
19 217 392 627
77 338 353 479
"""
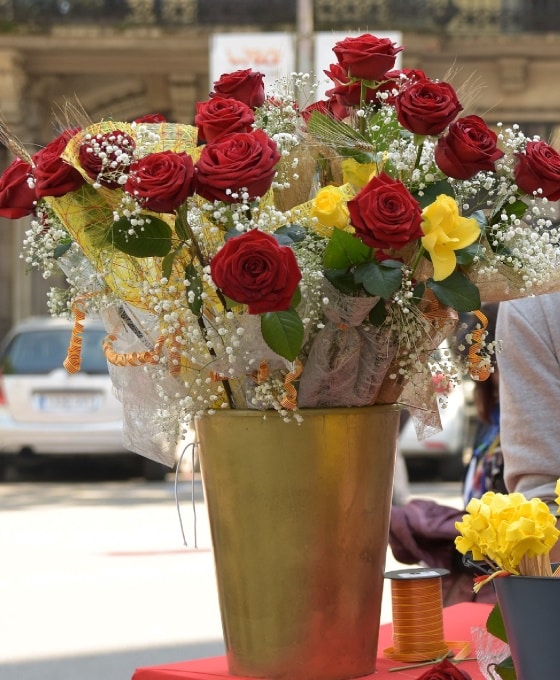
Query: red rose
515 140 560 201
414 658 471 679
211 69 266 109
133 113 166 124
324 64 381 108
348 172 423 250
395 79 463 136
378 68 427 104
435 115 504 180
332 34 403 81
210 229 301 314
0 157 36 218
195 96 255 144
195 130 280 204
78 129 136 189
33 128 86 199
302 98 349 124
124 151 195 213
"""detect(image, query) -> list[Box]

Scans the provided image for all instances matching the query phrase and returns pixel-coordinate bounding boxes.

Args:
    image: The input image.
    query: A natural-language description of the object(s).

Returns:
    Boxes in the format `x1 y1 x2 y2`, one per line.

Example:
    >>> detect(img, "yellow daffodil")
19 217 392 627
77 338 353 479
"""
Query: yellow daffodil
341 158 376 189
310 185 350 236
421 194 480 281
455 490 560 575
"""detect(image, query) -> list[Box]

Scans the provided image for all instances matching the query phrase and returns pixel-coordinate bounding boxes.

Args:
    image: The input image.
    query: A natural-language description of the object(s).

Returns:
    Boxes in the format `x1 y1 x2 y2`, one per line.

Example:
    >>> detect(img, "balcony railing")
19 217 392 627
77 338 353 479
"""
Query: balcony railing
0 0 559 34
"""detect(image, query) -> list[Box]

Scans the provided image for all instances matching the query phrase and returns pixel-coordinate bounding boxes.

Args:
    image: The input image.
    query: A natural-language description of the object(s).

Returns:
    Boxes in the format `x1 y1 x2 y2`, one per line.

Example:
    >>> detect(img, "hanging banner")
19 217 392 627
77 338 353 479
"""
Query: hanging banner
210 33 296 91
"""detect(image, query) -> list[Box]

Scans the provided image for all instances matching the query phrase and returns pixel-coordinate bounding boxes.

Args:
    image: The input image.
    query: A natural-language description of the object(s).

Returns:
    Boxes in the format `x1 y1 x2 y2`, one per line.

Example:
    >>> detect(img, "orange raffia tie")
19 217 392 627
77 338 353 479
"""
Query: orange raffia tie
384 575 468 663
102 334 165 367
256 360 269 384
468 309 492 382
280 359 303 411
63 293 102 374
63 303 86 374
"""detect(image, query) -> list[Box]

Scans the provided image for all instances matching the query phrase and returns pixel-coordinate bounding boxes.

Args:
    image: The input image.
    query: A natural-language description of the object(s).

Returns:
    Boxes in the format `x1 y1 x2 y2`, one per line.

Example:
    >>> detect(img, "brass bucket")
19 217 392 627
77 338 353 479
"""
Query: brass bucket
195 405 401 680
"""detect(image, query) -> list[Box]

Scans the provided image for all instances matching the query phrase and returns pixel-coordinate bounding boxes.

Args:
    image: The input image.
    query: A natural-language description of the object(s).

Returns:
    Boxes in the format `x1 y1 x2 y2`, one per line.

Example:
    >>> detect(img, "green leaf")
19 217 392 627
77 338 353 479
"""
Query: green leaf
492 657 517 680
162 250 176 281
110 215 172 258
290 286 302 310
274 224 307 245
491 197 528 224
354 261 403 299
185 262 203 316
412 281 426 305
369 299 387 326
414 179 455 209
174 209 190 241
427 270 481 312
486 603 509 643
261 310 304 362
323 229 372 269
470 210 488 228
324 268 360 295
455 242 483 266
53 240 72 259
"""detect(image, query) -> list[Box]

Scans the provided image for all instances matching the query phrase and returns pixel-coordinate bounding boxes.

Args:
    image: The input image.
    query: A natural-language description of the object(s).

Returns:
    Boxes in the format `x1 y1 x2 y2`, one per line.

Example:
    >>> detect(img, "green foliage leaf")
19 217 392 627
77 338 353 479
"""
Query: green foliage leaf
324 268 360 295
414 179 455 209
174 209 190 241
491 198 528 224
162 250 176 281
354 261 403 299
274 224 307 245
485 605 516 678
369 299 387 326
185 262 203 316
323 229 371 269
290 286 302 309
427 270 481 312
455 242 483 266
470 210 488 228
53 240 73 259
110 215 172 258
492 657 517 680
261 310 304 362
486 603 508 643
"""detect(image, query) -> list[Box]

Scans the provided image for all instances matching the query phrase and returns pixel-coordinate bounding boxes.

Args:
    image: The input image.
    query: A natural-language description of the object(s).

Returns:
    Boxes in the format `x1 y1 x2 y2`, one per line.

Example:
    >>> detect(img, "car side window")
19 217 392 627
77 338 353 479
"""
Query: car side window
0 328 109 375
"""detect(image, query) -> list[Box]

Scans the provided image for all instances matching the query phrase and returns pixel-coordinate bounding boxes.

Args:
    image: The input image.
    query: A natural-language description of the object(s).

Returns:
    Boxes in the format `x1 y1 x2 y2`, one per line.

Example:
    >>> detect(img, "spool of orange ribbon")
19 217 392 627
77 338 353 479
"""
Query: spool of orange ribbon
384 567 450 663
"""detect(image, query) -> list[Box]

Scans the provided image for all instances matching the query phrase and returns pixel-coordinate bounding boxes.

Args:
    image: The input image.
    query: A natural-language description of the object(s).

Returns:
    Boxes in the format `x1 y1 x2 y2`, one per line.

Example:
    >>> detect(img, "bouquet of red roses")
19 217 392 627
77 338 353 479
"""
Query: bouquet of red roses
1 32 560 462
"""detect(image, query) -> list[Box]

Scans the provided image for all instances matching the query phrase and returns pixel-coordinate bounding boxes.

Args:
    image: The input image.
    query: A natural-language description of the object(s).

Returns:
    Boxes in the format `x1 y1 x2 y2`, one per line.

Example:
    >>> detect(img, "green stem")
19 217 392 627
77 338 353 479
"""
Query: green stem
413 134 426 171
359 80 367 136
176 206 236 409
409 244 426 279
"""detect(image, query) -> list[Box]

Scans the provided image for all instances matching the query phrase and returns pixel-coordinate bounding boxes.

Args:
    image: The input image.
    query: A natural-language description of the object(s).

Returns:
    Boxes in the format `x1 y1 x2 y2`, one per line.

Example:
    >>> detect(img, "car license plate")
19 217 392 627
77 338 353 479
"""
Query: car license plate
34 392 101 413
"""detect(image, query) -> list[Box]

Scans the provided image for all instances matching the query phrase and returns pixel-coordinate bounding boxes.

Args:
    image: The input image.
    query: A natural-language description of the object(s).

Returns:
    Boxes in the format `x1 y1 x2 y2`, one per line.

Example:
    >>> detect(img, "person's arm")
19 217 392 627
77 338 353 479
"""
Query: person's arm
497 294 560 508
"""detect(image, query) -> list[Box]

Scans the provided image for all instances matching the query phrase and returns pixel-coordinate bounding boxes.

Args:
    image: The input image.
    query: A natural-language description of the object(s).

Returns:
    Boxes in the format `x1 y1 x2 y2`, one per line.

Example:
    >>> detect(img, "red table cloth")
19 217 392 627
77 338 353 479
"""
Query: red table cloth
132 602 492 680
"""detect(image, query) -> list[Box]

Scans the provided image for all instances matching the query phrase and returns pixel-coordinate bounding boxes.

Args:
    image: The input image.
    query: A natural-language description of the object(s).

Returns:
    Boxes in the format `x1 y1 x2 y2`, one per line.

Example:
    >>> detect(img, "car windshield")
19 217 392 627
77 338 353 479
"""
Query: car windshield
0 328 109 375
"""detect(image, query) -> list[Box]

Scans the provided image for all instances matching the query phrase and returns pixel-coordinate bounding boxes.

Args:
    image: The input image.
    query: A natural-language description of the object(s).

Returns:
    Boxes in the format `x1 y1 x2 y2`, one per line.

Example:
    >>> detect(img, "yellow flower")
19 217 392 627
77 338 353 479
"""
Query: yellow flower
341 159 376 189
310 185 350 235
555 478 560 510
421 194 480 281
455 491 560 574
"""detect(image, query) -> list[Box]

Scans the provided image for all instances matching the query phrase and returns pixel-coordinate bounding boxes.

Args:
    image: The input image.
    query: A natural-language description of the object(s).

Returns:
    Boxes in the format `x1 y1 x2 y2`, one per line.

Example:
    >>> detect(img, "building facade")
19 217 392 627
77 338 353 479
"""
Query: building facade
1 0 560 337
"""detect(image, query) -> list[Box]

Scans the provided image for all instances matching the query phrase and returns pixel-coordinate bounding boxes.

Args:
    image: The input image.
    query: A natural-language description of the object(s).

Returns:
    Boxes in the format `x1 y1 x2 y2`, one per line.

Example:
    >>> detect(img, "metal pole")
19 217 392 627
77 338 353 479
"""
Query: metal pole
296 0 314 76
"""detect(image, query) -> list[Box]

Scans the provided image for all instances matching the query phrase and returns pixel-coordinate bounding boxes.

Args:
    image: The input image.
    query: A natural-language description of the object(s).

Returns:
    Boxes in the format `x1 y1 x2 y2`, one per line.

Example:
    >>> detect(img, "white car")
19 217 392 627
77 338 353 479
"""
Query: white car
0 316 168 480
398 380 475 481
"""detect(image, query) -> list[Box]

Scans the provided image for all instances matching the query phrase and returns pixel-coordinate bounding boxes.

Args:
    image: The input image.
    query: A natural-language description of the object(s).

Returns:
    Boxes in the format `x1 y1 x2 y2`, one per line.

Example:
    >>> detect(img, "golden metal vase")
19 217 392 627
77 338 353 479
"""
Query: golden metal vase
195 405 401 680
